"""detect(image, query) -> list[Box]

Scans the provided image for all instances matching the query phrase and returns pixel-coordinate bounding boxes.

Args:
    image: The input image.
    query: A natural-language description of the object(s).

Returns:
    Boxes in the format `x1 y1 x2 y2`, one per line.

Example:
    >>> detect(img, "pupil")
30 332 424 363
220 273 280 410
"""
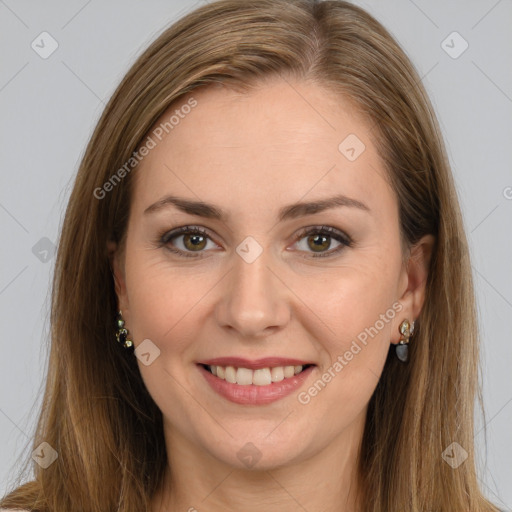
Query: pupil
185 234 206 250
310 235 329 252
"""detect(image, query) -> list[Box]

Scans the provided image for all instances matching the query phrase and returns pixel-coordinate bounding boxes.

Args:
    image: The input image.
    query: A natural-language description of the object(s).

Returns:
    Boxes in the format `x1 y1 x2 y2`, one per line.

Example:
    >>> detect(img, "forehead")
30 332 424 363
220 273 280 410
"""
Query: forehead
131 78 393 218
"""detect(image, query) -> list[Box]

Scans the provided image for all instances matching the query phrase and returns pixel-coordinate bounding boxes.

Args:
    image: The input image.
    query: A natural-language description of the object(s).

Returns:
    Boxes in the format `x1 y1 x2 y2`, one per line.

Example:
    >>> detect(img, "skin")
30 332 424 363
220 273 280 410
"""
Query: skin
109 76 434 512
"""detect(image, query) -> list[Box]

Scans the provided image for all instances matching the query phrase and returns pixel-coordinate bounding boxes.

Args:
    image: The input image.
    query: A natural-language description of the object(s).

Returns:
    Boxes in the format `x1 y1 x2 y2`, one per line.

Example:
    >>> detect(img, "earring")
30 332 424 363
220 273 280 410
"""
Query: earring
116 310 134 349
396 319 414 363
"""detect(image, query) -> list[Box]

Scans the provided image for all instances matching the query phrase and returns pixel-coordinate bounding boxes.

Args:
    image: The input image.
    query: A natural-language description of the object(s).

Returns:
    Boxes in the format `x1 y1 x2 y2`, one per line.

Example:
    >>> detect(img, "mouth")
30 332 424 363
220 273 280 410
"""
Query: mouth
197 362 316 405
199 363 315 386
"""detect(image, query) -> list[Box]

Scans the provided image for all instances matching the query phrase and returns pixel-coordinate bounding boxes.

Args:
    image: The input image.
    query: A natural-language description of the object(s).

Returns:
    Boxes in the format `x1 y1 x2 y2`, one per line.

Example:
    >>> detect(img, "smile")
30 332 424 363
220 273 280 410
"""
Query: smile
197 363 316 405
204 363 312 385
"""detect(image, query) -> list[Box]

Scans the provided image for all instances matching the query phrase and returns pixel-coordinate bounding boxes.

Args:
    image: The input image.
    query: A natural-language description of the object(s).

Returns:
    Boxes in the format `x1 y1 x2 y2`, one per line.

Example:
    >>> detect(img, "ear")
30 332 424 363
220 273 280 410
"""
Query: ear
107 240 129 314
392 234 435 344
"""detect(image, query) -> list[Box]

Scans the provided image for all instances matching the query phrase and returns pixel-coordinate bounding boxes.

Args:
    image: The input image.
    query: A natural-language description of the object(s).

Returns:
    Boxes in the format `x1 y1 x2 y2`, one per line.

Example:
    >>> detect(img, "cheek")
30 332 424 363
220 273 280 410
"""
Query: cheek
296 255 400 347
122 252 210 414
122 248 210 351
332 274 397 345
291 253 401 415
296 272 398 430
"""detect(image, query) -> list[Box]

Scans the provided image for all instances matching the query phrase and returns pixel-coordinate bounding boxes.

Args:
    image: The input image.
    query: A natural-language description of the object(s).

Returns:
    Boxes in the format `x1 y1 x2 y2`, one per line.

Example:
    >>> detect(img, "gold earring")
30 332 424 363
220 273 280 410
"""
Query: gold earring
116 310 134 349
396 319 414 363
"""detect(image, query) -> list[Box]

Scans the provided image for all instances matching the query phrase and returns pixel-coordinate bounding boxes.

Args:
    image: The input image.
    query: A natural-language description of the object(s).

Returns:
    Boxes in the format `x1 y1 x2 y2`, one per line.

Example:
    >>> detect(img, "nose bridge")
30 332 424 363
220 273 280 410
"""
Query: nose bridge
215 242 290 337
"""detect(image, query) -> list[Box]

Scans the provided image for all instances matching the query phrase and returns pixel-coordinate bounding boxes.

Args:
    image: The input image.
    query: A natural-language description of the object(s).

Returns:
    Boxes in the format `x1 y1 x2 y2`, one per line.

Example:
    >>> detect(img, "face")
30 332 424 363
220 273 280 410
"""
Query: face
111 77 422 471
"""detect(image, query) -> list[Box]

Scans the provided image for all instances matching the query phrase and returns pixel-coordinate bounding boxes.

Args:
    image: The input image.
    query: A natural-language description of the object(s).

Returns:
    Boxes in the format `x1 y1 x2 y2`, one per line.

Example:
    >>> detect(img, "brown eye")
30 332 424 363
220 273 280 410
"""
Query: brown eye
293 226 352 258
182 232 208 251
306 233 331 253
160 226 217 258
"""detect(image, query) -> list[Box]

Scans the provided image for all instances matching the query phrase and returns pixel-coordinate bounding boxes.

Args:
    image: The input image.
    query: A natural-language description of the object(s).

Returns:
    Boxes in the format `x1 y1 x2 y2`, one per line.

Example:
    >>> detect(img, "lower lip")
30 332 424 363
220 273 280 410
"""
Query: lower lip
198 364 315 405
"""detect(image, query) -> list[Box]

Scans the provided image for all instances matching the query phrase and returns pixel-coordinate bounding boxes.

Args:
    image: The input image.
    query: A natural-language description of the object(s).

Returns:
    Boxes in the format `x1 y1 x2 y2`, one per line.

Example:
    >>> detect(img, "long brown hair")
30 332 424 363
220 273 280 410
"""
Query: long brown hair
1 1 500 510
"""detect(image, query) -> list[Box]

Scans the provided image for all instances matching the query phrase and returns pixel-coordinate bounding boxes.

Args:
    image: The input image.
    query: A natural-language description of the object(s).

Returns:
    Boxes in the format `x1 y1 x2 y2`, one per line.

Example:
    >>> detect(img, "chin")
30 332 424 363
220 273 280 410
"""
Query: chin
200 427 312 471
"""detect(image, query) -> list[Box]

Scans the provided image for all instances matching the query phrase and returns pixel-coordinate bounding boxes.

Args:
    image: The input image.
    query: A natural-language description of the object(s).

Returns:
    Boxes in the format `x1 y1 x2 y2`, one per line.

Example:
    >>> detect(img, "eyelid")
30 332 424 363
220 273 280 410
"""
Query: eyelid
289 225 352 258
293 225 351 245
158 224 352 258
160 225 217 245
159 225 221 257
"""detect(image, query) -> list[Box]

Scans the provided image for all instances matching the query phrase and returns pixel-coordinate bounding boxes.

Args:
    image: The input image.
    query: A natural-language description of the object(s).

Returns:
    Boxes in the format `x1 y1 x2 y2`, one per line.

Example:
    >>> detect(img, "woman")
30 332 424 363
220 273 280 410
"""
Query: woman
0 0 504 510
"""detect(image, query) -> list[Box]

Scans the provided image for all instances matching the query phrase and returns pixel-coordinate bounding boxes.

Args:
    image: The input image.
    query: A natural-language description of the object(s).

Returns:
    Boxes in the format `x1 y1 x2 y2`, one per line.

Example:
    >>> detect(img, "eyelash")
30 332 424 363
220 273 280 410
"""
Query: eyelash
157 225 353 259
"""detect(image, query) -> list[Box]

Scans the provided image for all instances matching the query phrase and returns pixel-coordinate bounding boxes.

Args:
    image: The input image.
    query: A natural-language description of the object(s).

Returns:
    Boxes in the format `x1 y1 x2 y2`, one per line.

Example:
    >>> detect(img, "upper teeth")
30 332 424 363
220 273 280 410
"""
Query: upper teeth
209 365 304 386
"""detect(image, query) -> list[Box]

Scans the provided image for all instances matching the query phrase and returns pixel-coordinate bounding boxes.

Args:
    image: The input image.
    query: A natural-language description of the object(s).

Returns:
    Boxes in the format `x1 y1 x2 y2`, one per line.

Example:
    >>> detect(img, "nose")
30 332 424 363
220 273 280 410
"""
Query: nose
214 247 291 339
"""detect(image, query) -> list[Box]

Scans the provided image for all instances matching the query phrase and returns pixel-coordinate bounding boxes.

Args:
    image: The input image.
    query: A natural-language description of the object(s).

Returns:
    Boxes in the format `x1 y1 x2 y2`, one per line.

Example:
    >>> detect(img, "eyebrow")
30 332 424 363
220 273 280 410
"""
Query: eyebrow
143 194 370 221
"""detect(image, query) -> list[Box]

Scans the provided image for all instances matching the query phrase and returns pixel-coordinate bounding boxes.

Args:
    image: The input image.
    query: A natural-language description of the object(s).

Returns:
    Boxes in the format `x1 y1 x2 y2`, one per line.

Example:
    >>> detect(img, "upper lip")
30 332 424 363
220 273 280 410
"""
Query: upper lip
197 357 315 370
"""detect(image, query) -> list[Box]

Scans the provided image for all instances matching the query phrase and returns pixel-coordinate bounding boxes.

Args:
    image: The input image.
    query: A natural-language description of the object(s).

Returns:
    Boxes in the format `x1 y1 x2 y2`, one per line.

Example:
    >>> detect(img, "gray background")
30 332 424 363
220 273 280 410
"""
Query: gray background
1 0 511 507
